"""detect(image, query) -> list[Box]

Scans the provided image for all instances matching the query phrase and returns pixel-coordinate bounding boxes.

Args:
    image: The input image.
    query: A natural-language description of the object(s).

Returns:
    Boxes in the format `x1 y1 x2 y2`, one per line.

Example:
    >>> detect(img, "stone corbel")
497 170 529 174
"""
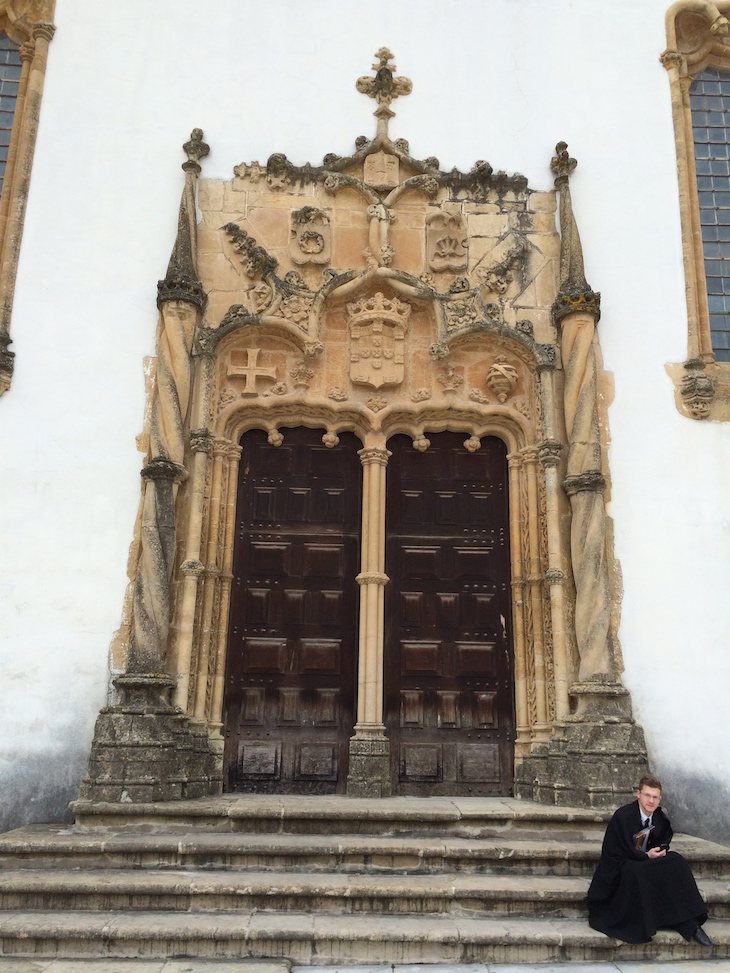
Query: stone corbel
667 358 717 419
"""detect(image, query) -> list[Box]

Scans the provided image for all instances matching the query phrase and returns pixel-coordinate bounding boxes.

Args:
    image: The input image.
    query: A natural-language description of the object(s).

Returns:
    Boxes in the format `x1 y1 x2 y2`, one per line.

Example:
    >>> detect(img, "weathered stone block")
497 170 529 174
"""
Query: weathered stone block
346 738 391 798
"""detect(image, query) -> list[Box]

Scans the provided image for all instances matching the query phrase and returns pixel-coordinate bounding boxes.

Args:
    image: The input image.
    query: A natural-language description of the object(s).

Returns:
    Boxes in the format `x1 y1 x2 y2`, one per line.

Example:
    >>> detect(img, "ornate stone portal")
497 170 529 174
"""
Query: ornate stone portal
80 50 648 807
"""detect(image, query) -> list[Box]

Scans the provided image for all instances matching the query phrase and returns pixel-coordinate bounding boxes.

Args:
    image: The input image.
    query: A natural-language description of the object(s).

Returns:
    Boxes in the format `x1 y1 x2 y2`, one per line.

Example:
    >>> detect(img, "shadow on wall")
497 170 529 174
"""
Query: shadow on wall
657 764 730 846
0 751 86 834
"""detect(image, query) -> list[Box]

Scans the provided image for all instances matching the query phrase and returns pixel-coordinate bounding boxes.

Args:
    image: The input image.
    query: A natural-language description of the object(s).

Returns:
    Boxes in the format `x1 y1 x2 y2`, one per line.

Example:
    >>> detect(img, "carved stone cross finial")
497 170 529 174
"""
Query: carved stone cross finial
182 128 210 175
551 141 577 187
356 48 413 138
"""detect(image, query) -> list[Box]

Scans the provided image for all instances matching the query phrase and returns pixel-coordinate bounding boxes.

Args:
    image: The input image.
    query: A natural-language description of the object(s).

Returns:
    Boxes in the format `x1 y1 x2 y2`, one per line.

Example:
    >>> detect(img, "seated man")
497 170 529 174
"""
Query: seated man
587 774 711 946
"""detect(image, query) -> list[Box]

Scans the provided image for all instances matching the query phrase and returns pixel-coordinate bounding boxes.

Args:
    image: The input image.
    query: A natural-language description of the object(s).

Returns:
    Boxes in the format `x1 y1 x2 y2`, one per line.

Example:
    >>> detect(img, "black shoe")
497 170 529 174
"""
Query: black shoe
693 926 713 947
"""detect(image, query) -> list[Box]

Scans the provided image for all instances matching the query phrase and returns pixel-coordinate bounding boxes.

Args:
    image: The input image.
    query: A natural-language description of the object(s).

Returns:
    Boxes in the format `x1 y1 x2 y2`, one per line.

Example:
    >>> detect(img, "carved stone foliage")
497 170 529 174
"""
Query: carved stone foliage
224 223 278 279
427 204 468 272
347 291 411 389
290 207 332 266
437 363 464 393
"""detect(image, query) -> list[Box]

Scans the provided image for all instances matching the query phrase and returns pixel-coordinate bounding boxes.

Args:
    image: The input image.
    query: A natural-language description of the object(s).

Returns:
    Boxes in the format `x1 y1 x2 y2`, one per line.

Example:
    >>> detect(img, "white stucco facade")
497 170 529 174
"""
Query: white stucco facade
1 0 728 837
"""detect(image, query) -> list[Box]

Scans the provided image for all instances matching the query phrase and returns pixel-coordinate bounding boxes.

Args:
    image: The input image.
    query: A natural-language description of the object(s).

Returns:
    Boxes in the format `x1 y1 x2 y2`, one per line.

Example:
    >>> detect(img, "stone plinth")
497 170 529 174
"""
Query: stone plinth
346 736 391 798
515 682 649 809
78 673 221 803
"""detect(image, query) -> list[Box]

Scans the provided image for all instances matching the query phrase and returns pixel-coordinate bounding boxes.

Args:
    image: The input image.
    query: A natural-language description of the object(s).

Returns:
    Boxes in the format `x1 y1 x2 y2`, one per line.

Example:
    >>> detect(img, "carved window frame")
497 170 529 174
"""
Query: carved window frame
662 0 730 420
0 3 55 397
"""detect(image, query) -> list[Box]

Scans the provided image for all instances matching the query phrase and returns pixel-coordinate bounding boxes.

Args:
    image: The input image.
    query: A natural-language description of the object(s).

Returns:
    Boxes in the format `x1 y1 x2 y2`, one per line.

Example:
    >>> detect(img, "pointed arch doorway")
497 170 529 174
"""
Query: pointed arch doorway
222 427 361 794
384 432 515 796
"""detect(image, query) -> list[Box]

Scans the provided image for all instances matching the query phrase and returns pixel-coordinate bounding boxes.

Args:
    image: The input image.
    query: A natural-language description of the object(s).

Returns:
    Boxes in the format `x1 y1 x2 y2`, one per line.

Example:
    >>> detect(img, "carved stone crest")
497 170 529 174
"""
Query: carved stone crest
227 348 277 396
486 355 519 402
290 207 332 266
427 204 468 272
347 291 411 389
364 150 399 189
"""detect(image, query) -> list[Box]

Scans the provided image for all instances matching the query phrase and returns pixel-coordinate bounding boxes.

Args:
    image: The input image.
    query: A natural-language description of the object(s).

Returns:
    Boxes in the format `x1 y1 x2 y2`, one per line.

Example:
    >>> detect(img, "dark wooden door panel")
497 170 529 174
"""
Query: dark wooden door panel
385 432 514 797
223 428 361 794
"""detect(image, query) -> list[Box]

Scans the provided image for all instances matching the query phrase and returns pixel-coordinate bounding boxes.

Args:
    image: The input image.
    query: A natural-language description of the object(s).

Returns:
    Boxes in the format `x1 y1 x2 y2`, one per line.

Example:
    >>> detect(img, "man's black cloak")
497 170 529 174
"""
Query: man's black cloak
587 799 708 944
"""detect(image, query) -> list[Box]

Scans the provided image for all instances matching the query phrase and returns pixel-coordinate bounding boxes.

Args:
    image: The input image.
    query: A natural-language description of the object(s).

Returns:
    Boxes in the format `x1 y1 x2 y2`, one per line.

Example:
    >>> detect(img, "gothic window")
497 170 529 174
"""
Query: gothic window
0 16 55 397
661 1 730 420
690 66 730 362
0 33 20 199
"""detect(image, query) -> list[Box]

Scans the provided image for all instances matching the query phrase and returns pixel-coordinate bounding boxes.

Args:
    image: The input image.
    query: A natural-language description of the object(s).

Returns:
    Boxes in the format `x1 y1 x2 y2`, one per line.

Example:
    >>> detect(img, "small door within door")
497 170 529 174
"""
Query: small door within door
385 432 515 796
223 427 361 794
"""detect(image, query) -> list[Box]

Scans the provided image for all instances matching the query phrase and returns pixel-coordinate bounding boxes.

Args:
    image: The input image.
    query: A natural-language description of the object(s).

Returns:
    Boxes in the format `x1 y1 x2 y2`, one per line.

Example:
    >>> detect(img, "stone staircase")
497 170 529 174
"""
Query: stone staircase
0 795 728 965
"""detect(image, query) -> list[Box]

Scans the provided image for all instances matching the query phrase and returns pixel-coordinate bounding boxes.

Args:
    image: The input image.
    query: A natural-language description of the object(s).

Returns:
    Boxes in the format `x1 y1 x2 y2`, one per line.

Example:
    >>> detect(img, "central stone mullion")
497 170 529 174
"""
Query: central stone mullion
347 442 392 797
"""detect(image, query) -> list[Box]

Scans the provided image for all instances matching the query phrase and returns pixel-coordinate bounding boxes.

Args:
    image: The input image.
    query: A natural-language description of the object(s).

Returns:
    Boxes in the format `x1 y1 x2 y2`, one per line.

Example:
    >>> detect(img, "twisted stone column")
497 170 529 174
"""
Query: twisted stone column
560 310 612 684
514 144 648 806
551 142 613 688
77 133 220 804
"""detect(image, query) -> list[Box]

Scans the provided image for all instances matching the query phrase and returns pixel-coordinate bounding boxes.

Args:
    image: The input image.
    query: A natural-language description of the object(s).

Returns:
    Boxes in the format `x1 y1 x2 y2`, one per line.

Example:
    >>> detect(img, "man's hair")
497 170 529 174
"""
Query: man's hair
638 773 662 792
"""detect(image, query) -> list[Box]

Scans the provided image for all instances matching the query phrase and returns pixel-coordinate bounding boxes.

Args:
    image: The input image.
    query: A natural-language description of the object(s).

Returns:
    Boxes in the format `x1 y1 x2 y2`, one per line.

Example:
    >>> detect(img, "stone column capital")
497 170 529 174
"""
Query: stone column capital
190 428 214 453
140 457 187 483
563 470 606 496
358 445 391 467
520 444 540 466
538 438 564 467
31 22 55 44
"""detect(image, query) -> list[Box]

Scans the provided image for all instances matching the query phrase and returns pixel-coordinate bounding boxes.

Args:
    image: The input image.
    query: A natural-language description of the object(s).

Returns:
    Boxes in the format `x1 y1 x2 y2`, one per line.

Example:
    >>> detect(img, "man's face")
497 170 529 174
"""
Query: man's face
637 786 661 817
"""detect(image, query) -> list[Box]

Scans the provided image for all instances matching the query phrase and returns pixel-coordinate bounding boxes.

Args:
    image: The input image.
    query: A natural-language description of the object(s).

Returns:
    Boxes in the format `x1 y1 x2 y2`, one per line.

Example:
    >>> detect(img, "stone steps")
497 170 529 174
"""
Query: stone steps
68 795 613 839
2 825 727 878
1 911 730 963
1 868 728 918
0 796 728 964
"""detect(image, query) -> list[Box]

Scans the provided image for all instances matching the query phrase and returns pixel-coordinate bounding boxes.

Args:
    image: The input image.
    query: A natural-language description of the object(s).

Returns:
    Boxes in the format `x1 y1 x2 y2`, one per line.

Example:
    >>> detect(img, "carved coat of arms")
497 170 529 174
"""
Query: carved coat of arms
347 292 411 389
289 206 332 265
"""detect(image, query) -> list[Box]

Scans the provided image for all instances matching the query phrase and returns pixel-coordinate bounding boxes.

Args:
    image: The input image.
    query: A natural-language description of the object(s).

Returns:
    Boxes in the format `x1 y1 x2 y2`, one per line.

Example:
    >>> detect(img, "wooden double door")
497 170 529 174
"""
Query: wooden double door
223 427 514 796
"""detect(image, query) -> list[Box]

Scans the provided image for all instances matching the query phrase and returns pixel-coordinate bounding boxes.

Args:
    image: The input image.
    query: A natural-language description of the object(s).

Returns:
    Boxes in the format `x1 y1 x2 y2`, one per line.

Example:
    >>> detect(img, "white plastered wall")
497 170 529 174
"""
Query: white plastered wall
1 0 727 837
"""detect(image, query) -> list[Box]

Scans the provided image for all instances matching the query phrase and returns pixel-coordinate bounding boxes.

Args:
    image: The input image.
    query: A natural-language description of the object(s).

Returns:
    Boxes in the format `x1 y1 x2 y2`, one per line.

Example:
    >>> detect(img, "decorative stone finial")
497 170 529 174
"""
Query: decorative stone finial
157 133 208 309
551 141 601 325
182 128 210 174
356 48 412 138
551 140 577 185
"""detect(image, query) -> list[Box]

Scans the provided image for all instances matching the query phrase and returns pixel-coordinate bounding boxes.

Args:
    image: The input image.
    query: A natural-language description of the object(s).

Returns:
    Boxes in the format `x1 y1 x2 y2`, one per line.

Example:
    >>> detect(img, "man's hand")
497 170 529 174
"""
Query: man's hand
647 847 667 859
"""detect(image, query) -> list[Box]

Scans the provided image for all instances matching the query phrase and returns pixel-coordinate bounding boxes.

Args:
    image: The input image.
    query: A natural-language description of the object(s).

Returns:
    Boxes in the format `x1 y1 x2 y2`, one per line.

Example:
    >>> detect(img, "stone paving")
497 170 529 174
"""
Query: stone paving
0 961 729 972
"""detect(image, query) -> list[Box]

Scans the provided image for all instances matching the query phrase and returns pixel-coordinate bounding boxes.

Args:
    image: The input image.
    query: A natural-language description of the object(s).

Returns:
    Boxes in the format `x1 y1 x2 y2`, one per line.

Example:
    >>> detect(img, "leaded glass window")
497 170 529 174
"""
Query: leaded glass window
690 65 730 363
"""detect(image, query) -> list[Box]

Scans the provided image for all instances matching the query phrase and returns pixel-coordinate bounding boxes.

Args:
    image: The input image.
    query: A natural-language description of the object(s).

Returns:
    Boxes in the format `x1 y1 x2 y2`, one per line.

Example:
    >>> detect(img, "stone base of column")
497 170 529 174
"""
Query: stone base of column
76 673 222 804
514 682 649 809
346 733 391 798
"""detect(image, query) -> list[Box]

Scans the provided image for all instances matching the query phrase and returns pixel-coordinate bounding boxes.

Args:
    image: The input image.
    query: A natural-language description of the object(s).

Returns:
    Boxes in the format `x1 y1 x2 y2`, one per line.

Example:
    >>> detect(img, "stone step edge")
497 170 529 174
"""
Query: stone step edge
1 868 728 897
1 911 729 945
68 796 614 826
3 827 727 855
